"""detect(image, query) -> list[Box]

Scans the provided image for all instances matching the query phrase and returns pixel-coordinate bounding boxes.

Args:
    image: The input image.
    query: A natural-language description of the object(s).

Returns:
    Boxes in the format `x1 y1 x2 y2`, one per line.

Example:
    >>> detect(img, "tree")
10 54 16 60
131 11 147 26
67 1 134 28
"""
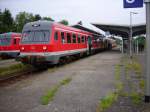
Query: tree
59 19 69 25
15 12 34 32
34 14 41 21
42 17 54 21
133 36 145 45
133 36 146 52
0 9 14 33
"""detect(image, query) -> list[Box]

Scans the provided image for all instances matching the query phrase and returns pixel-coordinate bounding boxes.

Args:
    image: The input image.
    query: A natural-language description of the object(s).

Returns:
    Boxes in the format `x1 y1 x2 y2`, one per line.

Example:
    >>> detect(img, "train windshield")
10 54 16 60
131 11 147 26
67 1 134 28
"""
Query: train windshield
21 30 50 44
0 35 11 46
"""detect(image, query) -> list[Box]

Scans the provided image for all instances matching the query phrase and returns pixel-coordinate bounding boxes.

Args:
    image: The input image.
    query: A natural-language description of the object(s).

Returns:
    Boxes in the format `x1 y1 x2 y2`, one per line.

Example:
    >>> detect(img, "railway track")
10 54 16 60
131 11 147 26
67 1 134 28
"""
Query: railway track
0 54 95 83
0 64 58 84
0 59 20 68
0 67 38 83
0 50 109 83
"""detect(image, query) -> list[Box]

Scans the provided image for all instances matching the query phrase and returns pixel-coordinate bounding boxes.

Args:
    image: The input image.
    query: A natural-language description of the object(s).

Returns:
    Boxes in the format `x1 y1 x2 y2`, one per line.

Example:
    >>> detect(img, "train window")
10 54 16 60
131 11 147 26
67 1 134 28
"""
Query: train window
22 31 34 42
13 39 17 45
22 30 50 43
78 35 81 43
0 37 11 46
67 33 71 43
54 32 58 40
33 31 49 42
81 36 85 43
61 32 65 43
72 34 76 43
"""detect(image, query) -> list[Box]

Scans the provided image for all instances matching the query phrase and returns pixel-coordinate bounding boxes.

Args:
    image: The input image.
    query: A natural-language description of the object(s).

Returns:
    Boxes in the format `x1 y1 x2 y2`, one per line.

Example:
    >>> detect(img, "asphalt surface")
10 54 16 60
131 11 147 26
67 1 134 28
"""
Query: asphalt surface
0 50 122 112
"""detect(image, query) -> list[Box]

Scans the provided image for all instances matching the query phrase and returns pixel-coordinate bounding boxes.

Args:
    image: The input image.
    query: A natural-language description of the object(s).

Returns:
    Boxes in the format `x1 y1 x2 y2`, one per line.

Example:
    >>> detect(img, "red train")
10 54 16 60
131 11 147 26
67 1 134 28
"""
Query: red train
0 32 21 58
17 21 112 66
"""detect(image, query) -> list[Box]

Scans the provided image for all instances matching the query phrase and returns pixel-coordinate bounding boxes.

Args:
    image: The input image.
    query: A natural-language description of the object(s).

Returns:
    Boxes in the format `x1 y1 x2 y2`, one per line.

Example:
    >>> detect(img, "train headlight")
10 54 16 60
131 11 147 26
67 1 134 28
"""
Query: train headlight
43 46 47 50
21 47 24 50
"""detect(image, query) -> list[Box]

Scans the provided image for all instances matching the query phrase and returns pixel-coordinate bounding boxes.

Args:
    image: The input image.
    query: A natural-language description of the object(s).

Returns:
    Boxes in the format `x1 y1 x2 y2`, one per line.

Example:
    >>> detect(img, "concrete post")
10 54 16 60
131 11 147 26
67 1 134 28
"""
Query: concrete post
145 0 150 103
122 39 124 53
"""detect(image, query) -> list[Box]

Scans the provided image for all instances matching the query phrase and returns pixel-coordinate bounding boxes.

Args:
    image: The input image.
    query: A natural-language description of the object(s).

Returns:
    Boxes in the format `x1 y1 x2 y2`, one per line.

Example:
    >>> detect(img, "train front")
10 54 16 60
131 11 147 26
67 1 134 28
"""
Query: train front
18 21 55 66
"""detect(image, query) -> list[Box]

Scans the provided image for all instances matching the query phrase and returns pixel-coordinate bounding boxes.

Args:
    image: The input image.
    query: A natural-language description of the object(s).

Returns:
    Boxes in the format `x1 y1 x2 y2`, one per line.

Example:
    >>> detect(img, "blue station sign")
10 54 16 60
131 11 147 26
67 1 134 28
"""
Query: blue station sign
123 0 144 8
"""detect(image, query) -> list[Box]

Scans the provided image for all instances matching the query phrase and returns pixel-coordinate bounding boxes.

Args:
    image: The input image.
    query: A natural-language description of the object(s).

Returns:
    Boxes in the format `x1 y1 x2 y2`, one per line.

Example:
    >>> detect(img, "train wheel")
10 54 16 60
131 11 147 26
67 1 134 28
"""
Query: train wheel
66 56 71 64
33 64 48 70
59 57 66 65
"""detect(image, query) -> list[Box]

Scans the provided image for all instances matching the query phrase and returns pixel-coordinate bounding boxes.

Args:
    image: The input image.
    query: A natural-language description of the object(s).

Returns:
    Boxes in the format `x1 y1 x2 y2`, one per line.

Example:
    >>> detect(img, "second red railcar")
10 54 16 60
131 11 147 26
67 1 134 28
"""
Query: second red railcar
0 32 21 58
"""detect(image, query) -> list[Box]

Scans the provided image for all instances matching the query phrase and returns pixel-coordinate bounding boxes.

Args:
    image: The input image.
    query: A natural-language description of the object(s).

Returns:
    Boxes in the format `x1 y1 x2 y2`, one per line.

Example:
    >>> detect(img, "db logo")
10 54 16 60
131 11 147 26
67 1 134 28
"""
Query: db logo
126 0 135 3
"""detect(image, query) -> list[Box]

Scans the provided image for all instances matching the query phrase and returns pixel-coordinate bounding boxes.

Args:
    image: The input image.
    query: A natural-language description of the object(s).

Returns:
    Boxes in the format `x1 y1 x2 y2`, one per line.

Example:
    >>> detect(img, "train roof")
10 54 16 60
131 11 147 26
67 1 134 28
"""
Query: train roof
23 20 92 35
23 20 53 31
0 32 21 38
54 22 91 34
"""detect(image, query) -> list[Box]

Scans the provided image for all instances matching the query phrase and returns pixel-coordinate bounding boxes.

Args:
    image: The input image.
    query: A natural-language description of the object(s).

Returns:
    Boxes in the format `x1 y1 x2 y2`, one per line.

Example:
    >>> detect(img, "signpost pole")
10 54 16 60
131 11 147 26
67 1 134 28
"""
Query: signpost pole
145 0 150 103
130 12 133 58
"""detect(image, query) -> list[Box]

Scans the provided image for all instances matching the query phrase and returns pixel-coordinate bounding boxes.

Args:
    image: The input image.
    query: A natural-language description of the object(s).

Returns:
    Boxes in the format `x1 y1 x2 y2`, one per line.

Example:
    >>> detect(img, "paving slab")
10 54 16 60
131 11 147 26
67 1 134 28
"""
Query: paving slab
0 51 122 112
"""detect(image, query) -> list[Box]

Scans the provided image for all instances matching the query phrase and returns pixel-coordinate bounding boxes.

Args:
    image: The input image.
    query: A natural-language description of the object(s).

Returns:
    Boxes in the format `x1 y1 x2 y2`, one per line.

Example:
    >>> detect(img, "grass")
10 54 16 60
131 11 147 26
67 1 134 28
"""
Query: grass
131 61 142 75
114 65 123 93
124 58 142 82
0 63 31 77
125 60 142 76
41 85 59 105
130 92 142 105
96 64 123 112
41 77 72 105
96 92 118 112
115 65 121 80
124 56 143 105
119 91 129 97
139 79 145 89
115 81 123 92
60 77 72 85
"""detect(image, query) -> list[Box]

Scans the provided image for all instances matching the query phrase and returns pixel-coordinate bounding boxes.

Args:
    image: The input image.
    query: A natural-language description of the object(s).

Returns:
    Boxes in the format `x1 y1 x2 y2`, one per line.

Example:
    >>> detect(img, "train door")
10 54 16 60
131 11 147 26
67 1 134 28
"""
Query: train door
77 34 81 49
54 30 61 51
13 37 20 51
87 36 92 55
13 38 17 46
60 31 66 50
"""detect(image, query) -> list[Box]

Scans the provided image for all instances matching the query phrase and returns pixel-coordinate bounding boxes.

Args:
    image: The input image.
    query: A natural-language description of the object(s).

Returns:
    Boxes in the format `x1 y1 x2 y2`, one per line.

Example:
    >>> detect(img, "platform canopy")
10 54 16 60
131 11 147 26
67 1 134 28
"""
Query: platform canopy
92 23 146 40
71 24 103 37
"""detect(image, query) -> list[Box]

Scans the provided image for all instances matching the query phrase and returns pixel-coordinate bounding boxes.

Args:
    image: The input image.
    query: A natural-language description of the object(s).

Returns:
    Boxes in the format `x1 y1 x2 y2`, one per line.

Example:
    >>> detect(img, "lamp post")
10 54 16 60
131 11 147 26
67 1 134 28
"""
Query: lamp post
136 38 139 54
129 11 138 58
122 38 124 54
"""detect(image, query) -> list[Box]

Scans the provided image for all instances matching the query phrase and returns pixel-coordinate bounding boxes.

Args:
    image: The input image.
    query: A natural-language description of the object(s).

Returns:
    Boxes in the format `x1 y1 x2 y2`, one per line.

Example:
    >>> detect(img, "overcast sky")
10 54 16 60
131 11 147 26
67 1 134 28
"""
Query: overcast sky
0 0 145 26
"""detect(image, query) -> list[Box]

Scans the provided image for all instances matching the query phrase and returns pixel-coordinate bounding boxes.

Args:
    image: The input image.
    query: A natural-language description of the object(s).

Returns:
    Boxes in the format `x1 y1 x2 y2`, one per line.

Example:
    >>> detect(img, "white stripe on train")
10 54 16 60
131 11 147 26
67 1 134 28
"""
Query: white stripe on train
20 48 88 56
0 50 20 53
